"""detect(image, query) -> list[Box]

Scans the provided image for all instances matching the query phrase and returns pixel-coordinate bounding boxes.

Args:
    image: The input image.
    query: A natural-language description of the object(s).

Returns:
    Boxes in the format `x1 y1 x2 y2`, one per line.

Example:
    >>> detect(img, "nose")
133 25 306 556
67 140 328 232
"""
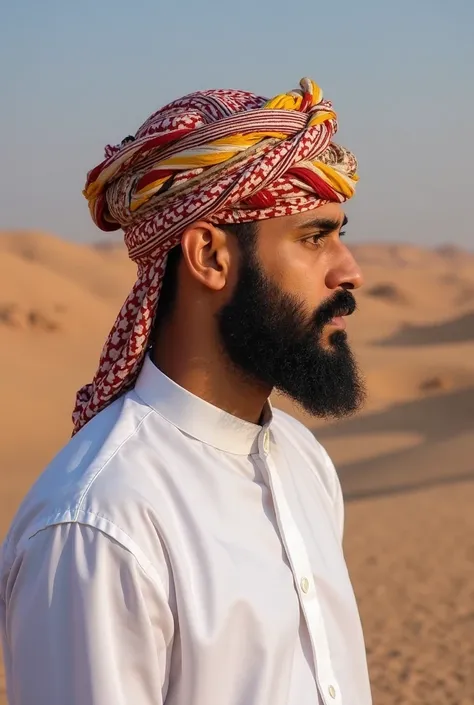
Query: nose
324 242 364 291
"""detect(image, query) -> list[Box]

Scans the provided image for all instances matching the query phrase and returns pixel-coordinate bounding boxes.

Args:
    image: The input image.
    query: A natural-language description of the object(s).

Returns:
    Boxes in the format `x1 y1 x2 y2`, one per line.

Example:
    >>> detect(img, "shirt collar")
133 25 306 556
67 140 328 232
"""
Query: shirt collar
133 354 273 455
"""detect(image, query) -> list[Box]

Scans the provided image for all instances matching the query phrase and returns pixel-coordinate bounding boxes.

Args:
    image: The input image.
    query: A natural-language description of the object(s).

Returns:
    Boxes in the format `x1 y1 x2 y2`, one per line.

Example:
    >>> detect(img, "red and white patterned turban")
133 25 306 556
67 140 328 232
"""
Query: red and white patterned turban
73 77 358 433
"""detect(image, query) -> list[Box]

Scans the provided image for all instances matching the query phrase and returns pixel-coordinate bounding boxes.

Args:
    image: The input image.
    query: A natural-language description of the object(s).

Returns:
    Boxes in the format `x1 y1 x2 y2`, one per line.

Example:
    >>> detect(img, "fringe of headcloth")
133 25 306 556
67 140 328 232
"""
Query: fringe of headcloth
73 77 358 434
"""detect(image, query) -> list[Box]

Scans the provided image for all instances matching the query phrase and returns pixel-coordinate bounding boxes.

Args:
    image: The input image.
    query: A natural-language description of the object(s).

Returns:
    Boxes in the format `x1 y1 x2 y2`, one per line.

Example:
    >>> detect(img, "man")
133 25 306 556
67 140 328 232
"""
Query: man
0 78 372 704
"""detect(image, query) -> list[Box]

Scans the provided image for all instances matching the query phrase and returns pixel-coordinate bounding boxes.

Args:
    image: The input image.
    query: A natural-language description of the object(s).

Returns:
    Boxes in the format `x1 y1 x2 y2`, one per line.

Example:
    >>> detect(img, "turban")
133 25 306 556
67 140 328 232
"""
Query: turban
73 77 358 434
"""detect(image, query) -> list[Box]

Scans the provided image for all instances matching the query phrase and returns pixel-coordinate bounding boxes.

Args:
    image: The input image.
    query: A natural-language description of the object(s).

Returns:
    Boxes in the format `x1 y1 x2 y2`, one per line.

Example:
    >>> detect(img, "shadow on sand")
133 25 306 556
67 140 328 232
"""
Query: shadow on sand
373 312 474 347
313 386 474 501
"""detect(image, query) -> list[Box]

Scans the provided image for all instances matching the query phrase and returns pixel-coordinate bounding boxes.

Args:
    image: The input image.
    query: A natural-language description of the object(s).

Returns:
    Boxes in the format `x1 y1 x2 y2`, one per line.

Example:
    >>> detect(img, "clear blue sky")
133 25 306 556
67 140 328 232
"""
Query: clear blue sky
1 0 473 247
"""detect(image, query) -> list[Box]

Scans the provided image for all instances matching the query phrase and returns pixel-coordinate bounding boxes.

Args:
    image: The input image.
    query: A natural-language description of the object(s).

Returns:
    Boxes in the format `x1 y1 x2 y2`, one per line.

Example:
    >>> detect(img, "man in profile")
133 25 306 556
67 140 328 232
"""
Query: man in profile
1 77 372 705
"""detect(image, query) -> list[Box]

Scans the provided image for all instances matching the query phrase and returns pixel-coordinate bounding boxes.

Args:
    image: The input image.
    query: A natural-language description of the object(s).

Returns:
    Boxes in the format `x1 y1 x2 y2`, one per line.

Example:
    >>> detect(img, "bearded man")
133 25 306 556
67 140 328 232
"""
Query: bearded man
1 78 372 705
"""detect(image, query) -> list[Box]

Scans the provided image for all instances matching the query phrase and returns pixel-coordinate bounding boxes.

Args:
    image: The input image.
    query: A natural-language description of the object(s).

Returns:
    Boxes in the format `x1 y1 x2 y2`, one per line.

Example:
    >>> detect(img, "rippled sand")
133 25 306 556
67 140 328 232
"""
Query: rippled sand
344 480 474 705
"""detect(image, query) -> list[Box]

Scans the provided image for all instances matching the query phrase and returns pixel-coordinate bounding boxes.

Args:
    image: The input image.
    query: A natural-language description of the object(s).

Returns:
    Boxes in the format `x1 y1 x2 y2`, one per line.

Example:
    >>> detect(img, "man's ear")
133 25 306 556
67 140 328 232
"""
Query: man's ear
180 221 231 292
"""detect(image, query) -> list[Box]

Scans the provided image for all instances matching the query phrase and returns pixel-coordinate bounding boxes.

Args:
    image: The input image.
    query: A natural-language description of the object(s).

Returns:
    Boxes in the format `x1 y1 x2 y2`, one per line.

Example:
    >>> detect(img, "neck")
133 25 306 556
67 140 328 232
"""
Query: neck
152 315 271 425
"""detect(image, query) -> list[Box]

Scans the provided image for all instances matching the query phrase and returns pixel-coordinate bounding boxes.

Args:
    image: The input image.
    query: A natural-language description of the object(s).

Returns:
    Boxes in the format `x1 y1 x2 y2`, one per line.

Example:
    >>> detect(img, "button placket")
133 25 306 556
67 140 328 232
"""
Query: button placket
261 450 341 705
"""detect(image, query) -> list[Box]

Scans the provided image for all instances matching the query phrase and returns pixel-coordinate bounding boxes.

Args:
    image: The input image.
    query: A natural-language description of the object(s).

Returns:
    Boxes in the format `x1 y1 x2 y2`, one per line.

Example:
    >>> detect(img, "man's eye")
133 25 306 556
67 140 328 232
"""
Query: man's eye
303 230 346 247
304 234 324 245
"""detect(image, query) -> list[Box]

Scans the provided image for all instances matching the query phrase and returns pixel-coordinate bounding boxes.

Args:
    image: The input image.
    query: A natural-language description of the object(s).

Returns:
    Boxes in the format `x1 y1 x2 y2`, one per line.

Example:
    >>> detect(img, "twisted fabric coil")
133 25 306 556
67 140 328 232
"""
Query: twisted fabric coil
74 77 358 433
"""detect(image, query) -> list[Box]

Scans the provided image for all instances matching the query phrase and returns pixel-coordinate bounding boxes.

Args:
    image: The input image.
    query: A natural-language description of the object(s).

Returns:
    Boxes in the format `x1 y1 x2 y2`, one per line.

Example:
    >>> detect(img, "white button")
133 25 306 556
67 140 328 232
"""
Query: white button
263 430 270 454
328 685 336 699
300 577 310 594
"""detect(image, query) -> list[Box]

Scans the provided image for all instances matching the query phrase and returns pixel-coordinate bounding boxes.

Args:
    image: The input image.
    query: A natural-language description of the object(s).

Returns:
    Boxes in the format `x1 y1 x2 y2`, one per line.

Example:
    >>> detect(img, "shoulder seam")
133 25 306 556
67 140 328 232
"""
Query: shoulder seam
27 510 168 596
73 408 154 521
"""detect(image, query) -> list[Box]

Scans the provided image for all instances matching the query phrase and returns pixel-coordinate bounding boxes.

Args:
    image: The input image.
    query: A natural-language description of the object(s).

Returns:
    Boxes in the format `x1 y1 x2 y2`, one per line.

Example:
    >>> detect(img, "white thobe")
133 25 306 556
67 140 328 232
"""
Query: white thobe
0 354 372 705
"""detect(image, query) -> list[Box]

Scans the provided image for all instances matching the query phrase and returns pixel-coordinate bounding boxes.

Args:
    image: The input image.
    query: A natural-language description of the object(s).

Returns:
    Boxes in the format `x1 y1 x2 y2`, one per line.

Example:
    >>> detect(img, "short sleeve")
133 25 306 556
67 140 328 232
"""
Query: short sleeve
2 522 174 705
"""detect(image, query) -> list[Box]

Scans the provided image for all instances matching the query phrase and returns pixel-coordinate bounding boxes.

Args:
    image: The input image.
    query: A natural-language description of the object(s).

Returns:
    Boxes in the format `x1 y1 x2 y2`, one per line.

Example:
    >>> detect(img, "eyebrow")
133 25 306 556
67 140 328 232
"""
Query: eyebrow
297 214 348 233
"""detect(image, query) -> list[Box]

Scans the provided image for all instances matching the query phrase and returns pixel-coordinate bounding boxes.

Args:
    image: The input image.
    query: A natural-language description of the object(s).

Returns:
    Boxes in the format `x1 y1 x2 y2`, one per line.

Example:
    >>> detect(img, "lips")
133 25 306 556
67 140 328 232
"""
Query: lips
327 304 354 330
314 290 357 329
329 315 347 330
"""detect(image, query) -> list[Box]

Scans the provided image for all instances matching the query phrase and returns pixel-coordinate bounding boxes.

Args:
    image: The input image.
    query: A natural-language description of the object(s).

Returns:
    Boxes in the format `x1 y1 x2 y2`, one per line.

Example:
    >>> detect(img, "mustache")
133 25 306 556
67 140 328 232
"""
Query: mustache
312 289 357 327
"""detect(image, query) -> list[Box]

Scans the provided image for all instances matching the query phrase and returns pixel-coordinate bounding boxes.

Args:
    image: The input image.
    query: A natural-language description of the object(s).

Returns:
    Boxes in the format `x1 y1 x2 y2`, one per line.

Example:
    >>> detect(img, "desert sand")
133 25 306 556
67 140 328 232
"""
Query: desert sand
1 231 473 704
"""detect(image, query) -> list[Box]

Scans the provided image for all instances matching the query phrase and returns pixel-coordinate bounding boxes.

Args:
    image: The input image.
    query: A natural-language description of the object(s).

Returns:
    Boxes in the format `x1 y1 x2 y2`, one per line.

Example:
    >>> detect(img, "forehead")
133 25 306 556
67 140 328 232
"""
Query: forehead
258 203 345 235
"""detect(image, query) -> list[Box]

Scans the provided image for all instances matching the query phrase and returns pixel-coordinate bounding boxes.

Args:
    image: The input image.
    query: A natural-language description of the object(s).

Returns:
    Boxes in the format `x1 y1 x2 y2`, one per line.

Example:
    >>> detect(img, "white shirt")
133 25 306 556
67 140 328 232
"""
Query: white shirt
0 355 372 705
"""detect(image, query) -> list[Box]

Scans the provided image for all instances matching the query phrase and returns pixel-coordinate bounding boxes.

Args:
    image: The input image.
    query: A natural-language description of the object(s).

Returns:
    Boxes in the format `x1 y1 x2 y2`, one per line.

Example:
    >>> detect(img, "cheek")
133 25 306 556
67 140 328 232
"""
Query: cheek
264 242 329 311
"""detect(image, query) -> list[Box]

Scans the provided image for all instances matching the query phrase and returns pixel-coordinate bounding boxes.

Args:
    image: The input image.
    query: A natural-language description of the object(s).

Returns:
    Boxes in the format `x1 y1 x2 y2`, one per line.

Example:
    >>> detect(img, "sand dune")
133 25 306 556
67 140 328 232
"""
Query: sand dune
374 311 474 346
351 242 474 271
1 230 473 704
317 386 474 498
345 480 474 705
0 231 135 303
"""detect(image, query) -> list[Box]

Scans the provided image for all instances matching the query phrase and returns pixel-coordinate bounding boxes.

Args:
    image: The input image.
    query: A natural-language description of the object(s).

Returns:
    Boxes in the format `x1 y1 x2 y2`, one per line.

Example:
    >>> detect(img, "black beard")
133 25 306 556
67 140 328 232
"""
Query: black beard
216 246 366 419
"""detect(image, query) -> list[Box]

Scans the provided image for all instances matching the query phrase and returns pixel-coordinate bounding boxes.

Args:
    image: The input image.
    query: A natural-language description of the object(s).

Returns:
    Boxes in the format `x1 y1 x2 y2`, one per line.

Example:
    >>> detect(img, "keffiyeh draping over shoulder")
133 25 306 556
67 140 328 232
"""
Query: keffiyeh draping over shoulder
73 78 359 434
